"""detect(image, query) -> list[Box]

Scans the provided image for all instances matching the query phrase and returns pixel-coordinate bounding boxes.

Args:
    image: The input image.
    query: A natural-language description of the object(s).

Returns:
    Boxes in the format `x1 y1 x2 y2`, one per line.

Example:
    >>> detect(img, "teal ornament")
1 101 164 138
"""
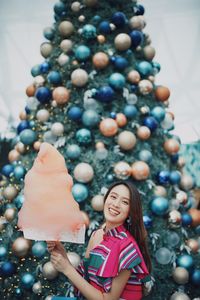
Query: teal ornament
75 45 91 61
31 64 41 77
72 183 88 203
29 120 36 128
107 174 114 182
151 106 165 122
47 71 62 85
66 144 81 159
32 241 47 258
14 195 24 209
138 150 152 163
43 27 55 40
155 247 172 265
177 254 194 271
15 288 22 298
82 110 100 128
76 128 92 144
109 73 125 90
191 269 200 286
13 166 26 180
136 61 153 77
166 231 180 247
0 246 7 259
82 24 97 39
21 273 35 289
151 197 169 215
19 129 37 145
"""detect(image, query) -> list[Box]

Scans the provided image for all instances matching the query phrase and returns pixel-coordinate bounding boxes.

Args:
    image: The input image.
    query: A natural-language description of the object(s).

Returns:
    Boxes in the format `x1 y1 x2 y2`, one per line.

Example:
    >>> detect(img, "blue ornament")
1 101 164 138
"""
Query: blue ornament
54 2 66 16
152 61 161 73
72 183 88 203
32 241 47 258
75 45 91 61
82 24 97 39
0 246 7 259
129 30 143 48
15 288 22 298
134 4 145 15
14 195 24 209
96 86 115 103
107 174 114 183
151 106 165 122
151 197 169 216
109 73 125 90
47 71 62 85
13 166 26 180
19 129 37 145
31 64 41 77
191 269 200 286
35 87 52 104
111 12 126 28
177 254 194 270
156 170 170 185
0 262 16 277
21 273 35 289
40 61 50 73
99 21 111 34
130 85 137 93
25 106 31 114
68 106 83 121
17 120 30 134
43 27 55 40
123 105 138 119
143 116 158 132
171 153 179 163
92 15 101 24
195 225 200 235
2 164 14 177
138 150 152 163
137 61 153 77
114 57 128 70
66 144 81 159
29 120 35 128
82 110 100 128
143 215 153 229
169 171 181 184
181 213 192 226
110 112 116 119
76 128 92 144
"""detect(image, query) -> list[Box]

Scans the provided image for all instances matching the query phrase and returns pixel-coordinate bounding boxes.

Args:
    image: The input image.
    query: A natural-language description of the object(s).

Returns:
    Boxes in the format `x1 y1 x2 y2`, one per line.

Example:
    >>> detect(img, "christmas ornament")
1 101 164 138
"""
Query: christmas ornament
136 61 153 77
42 262 58 280
0 246 7 259
21 273 35 289
74 163 94 183
114 161 132 180
71 68 88 87
82 24 96 39
143 116 158 131
172 267 189 284
111 12 126 28
188 208 200 227
127 70 141 84
17 120 30 134
51 122 64 136
99 21 111 34
143 45 156 60
115 113 127 127
155 85 170 102
151 197 169 215
0 261 17 277
67 252 81 268
177 254 194 270
66 144 81 159
13 165 26 180
99 118 118 137
32 281 42 294
96 86 115 103
181 213 192 227
12 237 31 258
43 26 55 40
166 231 180 247
114 33 131 51
58 21 74 37
52 86 70 104
137 126 151 140
60 39 73 53
109 73 125 90
155 247 172 265
76 128 92 144
123 105 138 119
75 45 91 61
170 292 190 300
129 30 143 48
82 109 100 127
117 131 136 150
40 42 53 58
154 186 166 198
113 56 128 70
151 106 165 122
131 161 150 180
180 174 194 191
32 241 47 258
26 84 36 97
164 139 180 155
3 186 18 200
2 164 14 177
92 52 109 69
191 269 200 286
91 195 104 211
138 79 153 95
129 16 145 30
143 215 152 229
186 239 199 253
169 171 181 184
35 87 52 104
156 170 170 185
36 109 50 122
138 149 152 163
72 183 89 202
68 106 83 121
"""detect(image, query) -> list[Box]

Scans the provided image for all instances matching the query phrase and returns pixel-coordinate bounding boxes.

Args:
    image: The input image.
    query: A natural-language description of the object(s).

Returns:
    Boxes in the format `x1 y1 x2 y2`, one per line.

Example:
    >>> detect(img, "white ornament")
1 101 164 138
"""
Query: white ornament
51 122 64 136
58 53 70 66
34 75 45 87
26 97 40 110
36 109 50 122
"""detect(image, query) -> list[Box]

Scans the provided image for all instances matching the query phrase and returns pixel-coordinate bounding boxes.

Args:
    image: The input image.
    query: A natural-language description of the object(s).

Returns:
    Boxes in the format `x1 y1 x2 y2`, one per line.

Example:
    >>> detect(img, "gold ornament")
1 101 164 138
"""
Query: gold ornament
71 68 88 87
180 174 194 191
42 262 59 280
114 161 132 180
40 42 53 58
12 237 31 258
91 195 104 211
172 267 189 284
73 163 94 183
15 142 26 154
117 131 136 151
154 186 167 197
32 281 42 294
67 252 81 268
60 39 73 53
8 149 20 162
164 139 180 155
114 33 131 51
131 161 150 180
19 110 27 120
127 70 141 84
170 292 190 300
3 186 18 201
143 45 156 60
4 208 16 222
33 141 41 151
95 142 105 150
92 52 109 69
137 126 151 140
58 21 74 37
97 35 106 44
115 113 127 127
52 87 70 105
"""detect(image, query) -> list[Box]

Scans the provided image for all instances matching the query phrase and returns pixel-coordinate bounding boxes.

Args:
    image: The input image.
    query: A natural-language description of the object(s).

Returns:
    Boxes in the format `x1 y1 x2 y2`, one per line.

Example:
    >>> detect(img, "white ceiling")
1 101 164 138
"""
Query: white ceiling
0 0 200 144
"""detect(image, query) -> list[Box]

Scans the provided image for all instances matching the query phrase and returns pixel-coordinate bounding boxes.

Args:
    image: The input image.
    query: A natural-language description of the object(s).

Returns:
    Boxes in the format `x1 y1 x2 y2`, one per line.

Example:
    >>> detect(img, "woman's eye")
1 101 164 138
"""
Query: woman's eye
123 200 129 205
110 195 116 199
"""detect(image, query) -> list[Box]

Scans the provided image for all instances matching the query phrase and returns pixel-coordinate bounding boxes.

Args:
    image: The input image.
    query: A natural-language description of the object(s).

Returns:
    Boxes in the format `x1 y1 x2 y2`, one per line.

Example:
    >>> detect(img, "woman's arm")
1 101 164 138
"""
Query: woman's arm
51 250 131 300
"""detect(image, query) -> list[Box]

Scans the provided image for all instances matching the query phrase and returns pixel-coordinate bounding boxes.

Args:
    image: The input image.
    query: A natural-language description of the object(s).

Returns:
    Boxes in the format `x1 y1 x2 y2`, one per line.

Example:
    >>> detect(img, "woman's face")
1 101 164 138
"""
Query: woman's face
104 184 130 227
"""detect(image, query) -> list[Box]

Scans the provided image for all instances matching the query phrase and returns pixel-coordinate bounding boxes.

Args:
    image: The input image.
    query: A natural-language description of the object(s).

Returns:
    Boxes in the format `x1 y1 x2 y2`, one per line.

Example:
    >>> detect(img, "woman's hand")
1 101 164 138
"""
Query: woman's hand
47 241 67 258
50 250 72 274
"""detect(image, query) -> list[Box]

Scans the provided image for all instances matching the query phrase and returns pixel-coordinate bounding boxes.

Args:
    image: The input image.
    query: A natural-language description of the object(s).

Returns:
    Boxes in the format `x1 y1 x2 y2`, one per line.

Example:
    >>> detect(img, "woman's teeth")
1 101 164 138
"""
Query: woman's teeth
109 208 120 216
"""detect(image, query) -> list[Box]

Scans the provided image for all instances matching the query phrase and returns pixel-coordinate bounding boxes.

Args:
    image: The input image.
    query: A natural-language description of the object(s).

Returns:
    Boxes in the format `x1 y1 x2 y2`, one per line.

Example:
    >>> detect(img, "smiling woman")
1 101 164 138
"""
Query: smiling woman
47 181 152 300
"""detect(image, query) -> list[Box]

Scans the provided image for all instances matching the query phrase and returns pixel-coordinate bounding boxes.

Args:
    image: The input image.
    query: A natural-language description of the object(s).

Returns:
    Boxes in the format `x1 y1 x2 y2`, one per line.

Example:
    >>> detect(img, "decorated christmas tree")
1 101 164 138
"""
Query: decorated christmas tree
0 0 200 299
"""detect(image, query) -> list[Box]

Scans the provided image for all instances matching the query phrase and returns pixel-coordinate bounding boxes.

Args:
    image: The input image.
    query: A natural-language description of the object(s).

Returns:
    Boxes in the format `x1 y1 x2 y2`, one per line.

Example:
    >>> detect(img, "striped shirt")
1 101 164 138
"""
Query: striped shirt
75 224 150 299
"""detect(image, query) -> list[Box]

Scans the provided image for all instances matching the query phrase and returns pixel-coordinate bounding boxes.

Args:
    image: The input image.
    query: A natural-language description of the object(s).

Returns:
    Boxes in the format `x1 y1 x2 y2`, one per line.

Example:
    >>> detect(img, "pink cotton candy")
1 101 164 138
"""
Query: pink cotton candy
17 142 85 243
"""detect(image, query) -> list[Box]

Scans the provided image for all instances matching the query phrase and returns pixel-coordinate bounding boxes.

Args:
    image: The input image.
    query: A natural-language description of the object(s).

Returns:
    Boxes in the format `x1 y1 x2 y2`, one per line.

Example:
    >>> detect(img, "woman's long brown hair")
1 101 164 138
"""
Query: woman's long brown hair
104 180 152 273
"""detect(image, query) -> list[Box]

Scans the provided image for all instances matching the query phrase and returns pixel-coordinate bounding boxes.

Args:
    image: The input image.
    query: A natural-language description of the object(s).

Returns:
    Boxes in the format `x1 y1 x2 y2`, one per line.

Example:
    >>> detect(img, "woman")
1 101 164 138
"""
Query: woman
48 180 152 300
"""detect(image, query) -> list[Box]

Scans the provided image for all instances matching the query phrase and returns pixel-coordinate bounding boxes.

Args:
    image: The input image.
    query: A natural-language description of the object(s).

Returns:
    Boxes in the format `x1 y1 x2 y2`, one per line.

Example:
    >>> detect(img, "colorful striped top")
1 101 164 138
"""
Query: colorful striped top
75 224 151 299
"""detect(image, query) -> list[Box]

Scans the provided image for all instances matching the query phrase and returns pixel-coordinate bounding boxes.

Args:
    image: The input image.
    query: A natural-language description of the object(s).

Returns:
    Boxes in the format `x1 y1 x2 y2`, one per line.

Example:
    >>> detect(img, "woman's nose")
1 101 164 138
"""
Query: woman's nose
113 198 120 207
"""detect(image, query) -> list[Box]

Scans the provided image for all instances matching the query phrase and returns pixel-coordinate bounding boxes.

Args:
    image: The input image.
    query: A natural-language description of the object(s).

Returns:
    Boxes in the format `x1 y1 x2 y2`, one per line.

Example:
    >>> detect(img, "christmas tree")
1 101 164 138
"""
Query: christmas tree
0 0 200 299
